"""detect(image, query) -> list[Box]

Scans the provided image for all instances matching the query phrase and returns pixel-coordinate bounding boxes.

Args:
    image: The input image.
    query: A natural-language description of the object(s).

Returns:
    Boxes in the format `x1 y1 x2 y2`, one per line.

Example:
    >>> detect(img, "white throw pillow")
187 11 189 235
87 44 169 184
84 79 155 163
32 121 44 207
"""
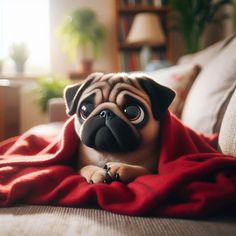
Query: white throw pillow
181 37 236 134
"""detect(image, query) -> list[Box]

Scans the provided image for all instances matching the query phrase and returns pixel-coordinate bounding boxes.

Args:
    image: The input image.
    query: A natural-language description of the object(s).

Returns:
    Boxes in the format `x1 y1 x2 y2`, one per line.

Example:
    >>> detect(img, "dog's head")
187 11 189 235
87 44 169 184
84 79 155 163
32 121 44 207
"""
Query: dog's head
64 72 175 153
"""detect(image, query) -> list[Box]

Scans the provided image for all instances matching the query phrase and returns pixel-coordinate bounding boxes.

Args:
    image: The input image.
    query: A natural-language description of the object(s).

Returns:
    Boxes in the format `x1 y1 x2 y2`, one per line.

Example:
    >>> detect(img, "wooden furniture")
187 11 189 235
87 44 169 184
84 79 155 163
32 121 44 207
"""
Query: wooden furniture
0 76 48 139
68 71 93 81
0 80 20 141
114 0 171 71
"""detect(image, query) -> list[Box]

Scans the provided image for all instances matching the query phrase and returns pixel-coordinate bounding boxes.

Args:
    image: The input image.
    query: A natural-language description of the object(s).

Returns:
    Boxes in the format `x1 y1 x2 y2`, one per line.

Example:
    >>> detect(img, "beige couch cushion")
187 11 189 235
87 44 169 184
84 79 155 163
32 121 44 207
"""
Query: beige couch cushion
178 34 235 67
218 88 236 157
0 206 235 236
181 37 236 134
48 98 67 122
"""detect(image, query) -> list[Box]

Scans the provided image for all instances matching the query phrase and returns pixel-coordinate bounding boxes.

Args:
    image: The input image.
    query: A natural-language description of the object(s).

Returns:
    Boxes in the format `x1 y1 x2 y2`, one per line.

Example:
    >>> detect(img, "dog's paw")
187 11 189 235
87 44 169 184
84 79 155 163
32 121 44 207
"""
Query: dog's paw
104 162 150 184
79 163 149 184
79 165 112 184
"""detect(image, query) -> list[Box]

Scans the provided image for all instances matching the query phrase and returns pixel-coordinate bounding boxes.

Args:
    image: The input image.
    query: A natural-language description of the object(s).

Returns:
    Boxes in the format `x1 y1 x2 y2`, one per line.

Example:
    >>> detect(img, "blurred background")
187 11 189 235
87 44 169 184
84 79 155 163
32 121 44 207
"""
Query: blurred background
0 0 236 140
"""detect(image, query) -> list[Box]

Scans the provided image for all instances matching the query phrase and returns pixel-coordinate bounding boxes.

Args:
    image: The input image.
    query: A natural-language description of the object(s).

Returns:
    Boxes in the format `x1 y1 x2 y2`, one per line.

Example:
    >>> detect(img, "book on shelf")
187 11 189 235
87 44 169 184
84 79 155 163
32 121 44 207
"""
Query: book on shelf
119 15 133 42
153 0 163 7
116 0 169 71
118 0 165 7
120 51 140 72
120 50 165 72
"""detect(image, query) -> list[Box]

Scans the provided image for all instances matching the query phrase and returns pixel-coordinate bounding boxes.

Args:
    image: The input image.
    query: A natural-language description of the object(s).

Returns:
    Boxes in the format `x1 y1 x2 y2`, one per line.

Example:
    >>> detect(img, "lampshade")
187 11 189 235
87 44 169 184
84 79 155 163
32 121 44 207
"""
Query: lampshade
126 13 166 45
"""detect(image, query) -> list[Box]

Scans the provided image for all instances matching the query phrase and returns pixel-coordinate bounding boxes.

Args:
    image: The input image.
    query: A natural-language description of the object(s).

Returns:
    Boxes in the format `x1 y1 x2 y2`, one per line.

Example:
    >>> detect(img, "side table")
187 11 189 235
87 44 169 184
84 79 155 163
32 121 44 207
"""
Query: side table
0 80 20 141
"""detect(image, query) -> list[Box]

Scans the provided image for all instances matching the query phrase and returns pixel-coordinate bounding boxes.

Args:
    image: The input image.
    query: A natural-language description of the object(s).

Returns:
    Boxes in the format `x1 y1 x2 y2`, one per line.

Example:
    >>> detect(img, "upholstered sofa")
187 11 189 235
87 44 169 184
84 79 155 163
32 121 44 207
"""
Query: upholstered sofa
0 35 236 235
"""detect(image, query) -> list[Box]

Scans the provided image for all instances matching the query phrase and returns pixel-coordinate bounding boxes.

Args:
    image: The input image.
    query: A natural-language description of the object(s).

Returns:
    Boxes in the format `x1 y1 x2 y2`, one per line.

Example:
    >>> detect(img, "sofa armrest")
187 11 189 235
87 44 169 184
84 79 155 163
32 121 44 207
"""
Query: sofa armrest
48 98 68 122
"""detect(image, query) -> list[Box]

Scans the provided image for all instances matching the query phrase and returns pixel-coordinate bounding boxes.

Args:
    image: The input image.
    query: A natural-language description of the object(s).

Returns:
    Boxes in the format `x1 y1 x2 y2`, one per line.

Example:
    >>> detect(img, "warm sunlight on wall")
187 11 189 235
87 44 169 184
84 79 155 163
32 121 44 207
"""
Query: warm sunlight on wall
50 0 117 75
0 0 50 75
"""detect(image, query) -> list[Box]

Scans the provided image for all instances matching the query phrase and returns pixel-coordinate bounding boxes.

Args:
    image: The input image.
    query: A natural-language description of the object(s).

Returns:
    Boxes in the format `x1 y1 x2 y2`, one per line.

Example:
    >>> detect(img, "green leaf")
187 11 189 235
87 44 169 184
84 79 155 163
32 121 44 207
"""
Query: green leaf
57 8 106 61
9 43 29 63
34 74 71 113
168 0 233 53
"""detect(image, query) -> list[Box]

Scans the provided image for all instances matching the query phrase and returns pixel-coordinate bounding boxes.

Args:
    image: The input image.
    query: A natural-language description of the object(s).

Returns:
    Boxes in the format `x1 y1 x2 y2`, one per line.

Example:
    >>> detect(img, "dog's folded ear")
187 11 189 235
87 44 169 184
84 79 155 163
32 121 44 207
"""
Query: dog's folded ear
138 77 176 120
64 72 104 115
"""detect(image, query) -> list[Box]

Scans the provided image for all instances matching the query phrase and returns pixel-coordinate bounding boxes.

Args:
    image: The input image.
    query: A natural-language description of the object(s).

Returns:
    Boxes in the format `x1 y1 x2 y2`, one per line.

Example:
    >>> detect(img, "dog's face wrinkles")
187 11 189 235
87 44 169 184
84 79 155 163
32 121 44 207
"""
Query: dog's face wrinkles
64 72 175 155
78 77 150 124
76 74 157 153
64 72 175 180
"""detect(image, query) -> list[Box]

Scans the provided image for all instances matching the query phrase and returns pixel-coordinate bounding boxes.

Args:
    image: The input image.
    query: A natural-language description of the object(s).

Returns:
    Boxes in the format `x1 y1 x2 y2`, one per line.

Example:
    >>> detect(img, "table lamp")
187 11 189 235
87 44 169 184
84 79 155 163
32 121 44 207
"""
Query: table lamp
126 13 166 70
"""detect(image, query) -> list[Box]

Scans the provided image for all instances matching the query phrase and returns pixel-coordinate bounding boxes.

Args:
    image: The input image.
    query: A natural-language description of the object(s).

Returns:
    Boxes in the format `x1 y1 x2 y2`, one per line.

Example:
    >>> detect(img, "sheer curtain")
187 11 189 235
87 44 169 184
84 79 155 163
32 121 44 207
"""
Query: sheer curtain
0 0 50 75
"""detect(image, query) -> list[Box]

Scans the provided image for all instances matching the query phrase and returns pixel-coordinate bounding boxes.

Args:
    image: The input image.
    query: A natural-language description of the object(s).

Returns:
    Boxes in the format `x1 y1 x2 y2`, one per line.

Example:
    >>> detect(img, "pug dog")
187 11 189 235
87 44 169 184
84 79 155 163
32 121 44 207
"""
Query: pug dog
64 72 175 184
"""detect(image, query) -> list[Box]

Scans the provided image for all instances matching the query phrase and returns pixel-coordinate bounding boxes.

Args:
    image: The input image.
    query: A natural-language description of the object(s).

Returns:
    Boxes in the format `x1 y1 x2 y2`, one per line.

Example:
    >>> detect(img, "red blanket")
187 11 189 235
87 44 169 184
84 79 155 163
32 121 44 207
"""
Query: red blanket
0 112 236 217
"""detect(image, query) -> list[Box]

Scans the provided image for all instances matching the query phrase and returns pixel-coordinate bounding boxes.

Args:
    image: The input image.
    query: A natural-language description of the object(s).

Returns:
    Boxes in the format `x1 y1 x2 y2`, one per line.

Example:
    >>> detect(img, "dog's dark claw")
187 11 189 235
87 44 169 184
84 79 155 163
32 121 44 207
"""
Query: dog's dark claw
104 164 108 170
104 164 111 171
103 178 112 184
104 172 112 184
89 180 94 184
115 173 120 181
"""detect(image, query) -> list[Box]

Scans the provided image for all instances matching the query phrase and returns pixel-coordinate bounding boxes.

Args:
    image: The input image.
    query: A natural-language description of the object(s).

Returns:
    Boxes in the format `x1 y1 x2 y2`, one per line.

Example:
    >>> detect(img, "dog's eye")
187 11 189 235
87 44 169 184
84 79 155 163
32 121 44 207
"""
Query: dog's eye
123 105 145 124
80 102 94 120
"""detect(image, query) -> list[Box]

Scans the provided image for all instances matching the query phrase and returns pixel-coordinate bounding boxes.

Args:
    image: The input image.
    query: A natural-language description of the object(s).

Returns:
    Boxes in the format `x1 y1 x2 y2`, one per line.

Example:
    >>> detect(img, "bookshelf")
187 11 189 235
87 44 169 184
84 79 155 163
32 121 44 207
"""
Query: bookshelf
114 0 171 72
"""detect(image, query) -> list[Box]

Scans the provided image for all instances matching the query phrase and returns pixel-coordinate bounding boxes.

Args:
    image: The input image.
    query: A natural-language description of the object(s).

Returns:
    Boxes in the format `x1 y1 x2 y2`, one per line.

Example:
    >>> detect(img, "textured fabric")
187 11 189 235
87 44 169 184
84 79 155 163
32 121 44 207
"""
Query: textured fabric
181 37 236 134
178 34 235 67
0 206 235 236
0 112 236 217
25 122 64 137
48 98 67 122
218 89 236 156
146 64 201 117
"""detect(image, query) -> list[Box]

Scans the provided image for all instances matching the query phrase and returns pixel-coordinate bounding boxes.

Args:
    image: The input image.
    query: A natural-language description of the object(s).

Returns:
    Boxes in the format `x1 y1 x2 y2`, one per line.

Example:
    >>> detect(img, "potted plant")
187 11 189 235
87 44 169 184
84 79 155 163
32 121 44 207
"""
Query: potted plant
9 42 29 74
58 8 106 73
169 0 233 53
34 74 71 113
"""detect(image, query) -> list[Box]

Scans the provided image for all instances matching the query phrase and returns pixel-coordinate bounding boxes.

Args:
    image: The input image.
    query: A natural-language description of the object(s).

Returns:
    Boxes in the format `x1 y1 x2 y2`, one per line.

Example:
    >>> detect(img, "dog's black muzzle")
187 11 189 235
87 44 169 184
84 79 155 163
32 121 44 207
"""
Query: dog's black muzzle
80 109 140 153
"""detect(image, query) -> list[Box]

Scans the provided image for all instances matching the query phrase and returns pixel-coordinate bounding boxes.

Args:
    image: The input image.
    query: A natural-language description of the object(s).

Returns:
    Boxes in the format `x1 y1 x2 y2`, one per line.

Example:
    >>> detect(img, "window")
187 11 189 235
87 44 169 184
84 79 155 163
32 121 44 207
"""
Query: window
0 0 50 74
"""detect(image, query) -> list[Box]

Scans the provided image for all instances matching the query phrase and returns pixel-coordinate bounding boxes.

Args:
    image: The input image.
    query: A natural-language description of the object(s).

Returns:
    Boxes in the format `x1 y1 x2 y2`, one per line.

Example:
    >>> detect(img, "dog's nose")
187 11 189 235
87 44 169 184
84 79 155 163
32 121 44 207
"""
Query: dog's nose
99 110 114 119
